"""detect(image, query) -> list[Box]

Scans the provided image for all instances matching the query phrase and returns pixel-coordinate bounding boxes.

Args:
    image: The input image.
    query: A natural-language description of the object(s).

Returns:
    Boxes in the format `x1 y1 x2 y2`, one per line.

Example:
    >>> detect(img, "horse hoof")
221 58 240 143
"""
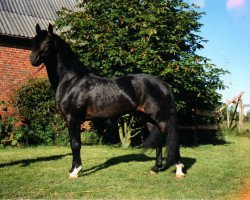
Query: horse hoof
176 173 185 179
69 165 82 179
150 165 161 174
69 173 79 179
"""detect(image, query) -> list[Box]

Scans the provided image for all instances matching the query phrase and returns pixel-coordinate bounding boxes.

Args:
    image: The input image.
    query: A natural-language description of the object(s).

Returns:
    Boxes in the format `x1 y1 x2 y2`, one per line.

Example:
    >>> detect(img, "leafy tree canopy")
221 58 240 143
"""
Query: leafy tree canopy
56 0 228 112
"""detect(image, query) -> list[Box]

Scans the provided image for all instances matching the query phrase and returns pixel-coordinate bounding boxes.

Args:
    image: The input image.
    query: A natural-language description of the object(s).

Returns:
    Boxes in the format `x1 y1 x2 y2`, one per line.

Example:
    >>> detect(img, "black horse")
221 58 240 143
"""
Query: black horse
30 24 184 179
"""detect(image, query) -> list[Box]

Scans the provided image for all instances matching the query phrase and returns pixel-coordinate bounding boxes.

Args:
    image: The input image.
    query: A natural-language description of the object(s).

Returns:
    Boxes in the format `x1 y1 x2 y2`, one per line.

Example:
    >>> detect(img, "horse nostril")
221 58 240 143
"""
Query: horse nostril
30 53 41 66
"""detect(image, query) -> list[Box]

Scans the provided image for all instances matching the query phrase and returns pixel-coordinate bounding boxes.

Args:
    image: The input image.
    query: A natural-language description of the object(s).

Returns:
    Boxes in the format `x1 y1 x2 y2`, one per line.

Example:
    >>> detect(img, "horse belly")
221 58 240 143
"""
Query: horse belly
86 93 135 119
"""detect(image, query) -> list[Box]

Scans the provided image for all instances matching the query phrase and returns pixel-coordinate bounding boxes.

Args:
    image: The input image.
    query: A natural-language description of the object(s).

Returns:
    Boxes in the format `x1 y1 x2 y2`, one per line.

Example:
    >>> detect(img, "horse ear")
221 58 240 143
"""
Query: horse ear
48 23 53 35
36 24 41 34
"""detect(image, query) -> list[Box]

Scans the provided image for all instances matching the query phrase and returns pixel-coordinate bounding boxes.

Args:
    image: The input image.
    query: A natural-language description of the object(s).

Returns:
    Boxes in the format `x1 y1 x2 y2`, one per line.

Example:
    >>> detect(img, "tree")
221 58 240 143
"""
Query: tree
56 0 228 145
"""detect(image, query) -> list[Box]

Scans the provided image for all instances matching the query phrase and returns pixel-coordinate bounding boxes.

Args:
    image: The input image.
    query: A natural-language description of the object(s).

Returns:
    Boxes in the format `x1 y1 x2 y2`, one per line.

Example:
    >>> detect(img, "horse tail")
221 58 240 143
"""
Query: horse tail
140 81 181 166
165 92 181 166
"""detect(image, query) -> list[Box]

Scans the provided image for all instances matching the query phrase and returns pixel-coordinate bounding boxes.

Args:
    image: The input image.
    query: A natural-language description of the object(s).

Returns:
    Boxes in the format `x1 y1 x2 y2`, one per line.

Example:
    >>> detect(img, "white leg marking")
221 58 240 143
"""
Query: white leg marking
176 163 185 178
69 165 82 179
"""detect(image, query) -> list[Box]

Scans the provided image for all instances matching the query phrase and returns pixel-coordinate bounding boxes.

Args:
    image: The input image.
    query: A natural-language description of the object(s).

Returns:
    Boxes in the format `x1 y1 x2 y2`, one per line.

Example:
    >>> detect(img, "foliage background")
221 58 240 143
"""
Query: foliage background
56 0 228 112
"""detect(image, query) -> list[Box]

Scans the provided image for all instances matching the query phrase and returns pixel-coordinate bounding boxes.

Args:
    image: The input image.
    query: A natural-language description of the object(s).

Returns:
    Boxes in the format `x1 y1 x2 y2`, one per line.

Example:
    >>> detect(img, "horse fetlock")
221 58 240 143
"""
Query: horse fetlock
69 165 82 179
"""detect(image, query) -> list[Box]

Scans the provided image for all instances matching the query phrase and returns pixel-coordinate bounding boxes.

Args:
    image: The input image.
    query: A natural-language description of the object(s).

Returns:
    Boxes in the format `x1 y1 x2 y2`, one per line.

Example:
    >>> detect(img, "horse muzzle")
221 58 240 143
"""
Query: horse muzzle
30 52 43 67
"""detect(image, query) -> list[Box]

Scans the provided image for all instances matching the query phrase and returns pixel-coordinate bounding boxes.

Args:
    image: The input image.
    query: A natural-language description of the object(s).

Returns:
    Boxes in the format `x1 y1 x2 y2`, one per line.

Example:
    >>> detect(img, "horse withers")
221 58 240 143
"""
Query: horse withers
30 24 184 179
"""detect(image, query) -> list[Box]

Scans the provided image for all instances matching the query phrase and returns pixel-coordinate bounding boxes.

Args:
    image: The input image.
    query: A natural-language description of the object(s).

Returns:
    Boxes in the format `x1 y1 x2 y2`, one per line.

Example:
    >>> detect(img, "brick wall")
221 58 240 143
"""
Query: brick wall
0 46 47 102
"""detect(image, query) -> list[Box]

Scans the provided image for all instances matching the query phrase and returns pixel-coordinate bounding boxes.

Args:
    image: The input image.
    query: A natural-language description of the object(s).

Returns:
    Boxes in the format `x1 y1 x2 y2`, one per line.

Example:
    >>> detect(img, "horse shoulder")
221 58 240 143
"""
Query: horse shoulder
55 76 91 114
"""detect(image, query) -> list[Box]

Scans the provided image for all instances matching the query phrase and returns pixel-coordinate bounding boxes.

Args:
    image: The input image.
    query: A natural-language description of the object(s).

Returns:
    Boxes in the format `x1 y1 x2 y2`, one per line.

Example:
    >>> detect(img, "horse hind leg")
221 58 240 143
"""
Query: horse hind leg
150 147 163 174
142 122 164 174
139 100 184 177
158 119 185 178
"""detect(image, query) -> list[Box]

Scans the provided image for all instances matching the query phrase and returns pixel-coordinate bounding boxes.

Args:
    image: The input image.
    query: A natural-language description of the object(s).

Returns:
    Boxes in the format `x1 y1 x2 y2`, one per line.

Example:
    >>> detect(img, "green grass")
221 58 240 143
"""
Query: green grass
0 135 249 199
244 121 250 131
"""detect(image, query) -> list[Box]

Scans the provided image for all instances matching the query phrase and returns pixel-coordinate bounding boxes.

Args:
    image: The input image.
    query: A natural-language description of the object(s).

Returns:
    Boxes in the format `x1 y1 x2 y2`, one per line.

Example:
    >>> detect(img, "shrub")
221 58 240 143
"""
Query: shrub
14 79 55 126
12 78 69 146
15 123 54 146
81 131 101 145
50 114 69 146
0 112 18 146
0 101 19 146
10 116 69 147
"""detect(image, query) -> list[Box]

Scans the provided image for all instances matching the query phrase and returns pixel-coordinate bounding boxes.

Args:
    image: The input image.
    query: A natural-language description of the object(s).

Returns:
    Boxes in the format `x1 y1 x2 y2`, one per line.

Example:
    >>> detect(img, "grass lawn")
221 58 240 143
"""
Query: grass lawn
0 135 249 199
244 121 250 132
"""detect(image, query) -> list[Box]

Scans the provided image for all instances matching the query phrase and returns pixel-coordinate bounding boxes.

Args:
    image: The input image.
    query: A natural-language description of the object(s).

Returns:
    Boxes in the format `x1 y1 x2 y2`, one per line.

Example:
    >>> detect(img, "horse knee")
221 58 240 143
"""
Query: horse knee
71 140 81 150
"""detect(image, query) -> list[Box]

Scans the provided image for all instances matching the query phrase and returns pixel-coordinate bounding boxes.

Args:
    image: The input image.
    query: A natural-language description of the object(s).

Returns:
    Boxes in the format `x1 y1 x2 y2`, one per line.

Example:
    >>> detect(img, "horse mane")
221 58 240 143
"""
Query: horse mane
53 34 90 76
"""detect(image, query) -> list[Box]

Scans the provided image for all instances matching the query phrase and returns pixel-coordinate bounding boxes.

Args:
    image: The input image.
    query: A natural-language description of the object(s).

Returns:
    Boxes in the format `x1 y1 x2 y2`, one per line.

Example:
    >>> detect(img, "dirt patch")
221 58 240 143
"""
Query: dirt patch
242 182 250 200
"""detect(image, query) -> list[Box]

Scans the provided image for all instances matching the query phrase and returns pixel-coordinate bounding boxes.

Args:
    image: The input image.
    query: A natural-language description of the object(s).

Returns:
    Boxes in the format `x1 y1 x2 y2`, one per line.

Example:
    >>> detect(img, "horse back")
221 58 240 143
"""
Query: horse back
115 74 172 102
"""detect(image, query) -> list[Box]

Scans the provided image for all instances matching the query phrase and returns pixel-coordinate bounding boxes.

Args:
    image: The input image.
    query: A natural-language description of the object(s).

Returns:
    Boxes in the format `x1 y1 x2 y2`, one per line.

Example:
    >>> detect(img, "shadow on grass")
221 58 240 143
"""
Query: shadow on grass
0 153 71 168
182 157 196 174
81 153 196 176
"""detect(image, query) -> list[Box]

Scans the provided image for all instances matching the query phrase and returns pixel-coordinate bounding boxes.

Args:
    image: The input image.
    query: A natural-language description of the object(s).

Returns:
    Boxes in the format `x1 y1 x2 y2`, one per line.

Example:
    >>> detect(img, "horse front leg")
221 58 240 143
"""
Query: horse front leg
67 116 82 178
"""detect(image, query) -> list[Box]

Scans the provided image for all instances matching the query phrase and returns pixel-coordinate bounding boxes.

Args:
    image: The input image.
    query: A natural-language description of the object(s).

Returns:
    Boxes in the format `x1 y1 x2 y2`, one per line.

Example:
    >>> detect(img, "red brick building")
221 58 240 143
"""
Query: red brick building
0 39 47 102
0 0 78 102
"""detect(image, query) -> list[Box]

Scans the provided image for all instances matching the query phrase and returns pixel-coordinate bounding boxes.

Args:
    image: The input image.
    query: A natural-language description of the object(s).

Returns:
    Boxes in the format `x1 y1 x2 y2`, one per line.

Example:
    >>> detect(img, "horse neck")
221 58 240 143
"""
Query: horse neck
44 58 59 91
45 35 89 90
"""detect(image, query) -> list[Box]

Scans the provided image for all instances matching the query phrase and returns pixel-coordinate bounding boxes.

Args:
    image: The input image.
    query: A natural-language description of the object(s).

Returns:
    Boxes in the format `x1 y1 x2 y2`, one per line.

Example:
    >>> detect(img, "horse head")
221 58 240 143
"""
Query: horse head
30 24 54 67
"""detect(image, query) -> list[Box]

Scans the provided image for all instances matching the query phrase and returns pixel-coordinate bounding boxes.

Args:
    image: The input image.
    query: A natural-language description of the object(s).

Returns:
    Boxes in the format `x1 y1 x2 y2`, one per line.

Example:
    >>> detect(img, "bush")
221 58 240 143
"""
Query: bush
14 123 54 146
11 78 69 146
0 101 19 146
14 79 55 126
0 112 18 146
10 115 69 147
50 114 69 146
81 131 101 145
